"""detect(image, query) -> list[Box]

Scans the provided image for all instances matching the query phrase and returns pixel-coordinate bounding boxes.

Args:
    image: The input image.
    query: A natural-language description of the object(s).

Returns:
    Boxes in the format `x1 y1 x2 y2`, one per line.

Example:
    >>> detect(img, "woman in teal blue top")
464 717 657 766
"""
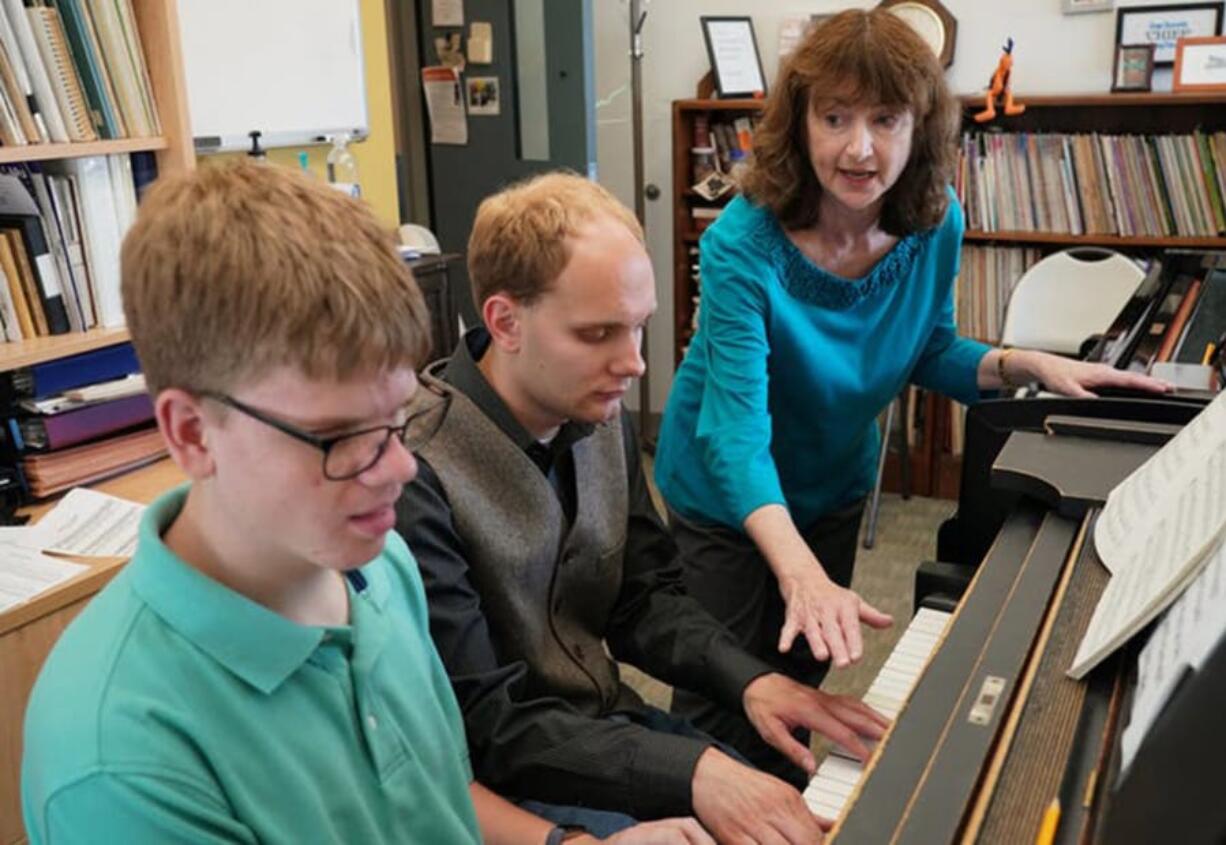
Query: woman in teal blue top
655 8 1165 787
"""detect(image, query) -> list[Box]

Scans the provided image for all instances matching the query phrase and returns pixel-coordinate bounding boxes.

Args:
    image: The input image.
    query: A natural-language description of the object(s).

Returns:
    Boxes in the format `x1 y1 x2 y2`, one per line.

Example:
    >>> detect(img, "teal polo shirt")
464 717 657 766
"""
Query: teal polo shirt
22 485 480 844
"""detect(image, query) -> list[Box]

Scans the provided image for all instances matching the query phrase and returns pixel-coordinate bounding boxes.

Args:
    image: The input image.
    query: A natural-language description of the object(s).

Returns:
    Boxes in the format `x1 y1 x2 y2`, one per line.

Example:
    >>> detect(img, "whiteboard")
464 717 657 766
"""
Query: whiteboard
177 0 369 153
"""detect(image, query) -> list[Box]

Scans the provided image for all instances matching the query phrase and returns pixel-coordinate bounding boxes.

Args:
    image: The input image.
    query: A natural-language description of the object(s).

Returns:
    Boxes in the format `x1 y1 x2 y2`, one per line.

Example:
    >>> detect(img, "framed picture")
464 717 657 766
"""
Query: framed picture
1115 3 1224 66
1173 35 1226 90
1113 43 1157 90
1064 0 1112 13
466 76 500 115
700 16 767 98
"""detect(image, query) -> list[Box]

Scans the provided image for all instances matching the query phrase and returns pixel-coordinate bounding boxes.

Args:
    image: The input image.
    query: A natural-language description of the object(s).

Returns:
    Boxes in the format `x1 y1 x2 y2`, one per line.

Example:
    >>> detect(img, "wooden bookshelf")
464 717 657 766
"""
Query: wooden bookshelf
0 327 130 371
0 137 168 164
0 1 194 840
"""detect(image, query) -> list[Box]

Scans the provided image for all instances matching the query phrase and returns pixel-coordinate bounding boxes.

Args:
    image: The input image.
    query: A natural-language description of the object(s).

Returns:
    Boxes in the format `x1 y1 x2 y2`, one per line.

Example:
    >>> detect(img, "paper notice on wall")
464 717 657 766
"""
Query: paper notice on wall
422 66 468 145
432 0 463 27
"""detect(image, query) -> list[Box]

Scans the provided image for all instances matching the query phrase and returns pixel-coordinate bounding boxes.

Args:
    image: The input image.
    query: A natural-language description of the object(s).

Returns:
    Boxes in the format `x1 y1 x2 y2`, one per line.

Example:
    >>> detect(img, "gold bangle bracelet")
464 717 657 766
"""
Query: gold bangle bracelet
998 348 1018 389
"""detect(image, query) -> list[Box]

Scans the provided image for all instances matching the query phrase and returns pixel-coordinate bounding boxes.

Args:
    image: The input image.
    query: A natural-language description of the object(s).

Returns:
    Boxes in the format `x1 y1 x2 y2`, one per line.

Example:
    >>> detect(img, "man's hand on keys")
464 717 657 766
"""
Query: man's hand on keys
690 747 824 844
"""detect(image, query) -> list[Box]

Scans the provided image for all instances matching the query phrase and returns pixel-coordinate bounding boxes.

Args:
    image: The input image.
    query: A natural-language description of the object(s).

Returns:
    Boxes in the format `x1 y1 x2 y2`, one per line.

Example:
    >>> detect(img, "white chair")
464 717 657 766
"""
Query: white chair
1001 247 1146 354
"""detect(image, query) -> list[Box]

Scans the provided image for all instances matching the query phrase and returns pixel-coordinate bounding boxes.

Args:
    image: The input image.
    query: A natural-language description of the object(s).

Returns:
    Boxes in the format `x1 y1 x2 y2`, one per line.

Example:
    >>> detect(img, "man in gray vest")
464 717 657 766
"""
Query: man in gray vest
395 173 887 844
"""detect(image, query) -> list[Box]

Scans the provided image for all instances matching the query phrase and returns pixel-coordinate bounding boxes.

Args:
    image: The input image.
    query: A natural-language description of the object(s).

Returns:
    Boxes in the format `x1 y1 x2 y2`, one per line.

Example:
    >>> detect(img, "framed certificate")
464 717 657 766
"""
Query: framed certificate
700 16 767 98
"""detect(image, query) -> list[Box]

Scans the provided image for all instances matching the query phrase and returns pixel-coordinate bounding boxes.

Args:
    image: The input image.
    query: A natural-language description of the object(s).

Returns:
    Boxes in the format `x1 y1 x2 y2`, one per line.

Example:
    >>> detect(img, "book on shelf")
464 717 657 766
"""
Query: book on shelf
2 0 68 142
0 171 69 334
0 154 140 342
50 0 123 139
28 3 96 142
958 129 1226 238
0 0 160 147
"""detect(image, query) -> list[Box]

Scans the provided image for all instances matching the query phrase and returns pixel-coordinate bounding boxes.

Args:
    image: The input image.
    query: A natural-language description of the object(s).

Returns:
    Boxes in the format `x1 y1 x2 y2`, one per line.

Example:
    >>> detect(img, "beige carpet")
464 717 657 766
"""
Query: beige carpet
621 490 956 759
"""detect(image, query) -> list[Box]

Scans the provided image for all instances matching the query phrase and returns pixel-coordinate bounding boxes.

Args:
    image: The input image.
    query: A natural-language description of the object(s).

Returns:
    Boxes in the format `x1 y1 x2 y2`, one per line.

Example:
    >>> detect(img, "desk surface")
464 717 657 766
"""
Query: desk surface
4 459 185 636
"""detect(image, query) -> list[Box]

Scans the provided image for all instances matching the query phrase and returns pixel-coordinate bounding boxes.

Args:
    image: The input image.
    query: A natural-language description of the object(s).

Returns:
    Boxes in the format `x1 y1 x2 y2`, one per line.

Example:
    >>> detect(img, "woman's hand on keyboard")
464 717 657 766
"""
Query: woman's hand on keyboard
743 672 889 771
776 566 893 668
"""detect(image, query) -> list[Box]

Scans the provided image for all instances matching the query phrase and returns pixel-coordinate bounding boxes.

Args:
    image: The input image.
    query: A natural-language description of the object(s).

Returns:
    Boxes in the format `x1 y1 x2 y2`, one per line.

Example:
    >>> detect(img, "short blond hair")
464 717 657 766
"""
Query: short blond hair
121 161 431 395
467 171 642 311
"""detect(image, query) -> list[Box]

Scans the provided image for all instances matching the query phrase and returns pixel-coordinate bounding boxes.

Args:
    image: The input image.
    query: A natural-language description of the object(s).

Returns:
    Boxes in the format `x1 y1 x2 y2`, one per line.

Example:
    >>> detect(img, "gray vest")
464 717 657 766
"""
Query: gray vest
413 372 639 714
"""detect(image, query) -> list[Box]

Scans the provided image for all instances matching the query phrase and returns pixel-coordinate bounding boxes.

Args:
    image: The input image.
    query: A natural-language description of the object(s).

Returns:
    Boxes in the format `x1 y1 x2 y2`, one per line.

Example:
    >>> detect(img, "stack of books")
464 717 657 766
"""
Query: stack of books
0 155 148 343
0 341 164 499
0 0 160 145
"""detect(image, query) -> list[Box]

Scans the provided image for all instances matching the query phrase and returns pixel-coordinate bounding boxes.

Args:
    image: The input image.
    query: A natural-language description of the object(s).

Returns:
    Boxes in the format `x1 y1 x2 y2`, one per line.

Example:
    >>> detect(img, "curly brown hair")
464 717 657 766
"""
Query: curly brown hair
741 8 960 235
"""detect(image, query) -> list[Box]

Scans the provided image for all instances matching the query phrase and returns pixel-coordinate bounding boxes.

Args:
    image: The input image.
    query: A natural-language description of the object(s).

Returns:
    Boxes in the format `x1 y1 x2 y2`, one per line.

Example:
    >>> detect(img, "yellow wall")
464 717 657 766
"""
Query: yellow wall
203 0 400 227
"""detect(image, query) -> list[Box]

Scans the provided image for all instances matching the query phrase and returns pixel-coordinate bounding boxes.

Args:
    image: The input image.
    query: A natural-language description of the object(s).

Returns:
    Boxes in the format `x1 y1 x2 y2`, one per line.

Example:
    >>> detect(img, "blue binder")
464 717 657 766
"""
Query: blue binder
0 341 140 406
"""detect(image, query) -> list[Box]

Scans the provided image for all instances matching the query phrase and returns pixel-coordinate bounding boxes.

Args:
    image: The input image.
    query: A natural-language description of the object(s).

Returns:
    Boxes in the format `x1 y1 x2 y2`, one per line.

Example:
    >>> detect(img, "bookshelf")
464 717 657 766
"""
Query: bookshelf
1 1 193 841
670 91 1226 498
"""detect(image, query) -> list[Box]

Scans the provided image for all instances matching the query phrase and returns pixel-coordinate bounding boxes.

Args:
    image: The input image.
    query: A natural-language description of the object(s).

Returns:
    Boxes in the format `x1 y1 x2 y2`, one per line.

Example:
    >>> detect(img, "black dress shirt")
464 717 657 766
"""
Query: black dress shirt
396 329 775 818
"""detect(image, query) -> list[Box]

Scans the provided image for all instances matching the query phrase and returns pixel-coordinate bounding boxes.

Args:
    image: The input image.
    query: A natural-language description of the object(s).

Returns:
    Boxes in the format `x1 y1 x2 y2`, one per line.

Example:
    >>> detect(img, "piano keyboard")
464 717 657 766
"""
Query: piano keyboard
803 607 952 821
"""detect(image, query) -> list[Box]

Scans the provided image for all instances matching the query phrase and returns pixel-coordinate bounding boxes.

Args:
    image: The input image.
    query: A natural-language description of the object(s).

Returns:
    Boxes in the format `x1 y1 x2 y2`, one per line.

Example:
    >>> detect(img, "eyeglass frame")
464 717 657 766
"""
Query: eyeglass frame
198 381 452 480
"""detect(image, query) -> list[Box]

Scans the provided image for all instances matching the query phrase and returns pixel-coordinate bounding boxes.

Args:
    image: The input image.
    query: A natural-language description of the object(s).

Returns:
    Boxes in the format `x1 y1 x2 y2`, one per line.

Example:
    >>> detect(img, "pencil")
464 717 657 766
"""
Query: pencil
1035 798 1061 845
1203 342 1216 366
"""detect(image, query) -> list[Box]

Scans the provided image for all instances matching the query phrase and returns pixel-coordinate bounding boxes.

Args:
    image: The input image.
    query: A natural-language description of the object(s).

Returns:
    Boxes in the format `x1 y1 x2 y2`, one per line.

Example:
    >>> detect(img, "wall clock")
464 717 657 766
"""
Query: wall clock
878 0 957 69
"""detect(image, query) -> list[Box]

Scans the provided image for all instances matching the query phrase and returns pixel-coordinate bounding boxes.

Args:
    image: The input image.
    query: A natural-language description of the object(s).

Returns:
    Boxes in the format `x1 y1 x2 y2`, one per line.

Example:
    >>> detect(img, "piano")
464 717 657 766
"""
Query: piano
801 392 1226 843
798 250 1226 842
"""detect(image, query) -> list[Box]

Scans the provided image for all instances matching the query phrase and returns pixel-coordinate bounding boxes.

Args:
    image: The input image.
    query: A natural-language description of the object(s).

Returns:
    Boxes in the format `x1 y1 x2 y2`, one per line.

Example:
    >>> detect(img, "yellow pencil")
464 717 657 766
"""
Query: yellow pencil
1203 342 1217 366
1035 798 1061 845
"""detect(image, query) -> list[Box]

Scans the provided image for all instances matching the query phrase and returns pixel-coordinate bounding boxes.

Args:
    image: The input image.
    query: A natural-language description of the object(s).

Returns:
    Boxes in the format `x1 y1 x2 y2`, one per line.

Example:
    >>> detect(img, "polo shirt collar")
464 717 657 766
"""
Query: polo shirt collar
129 485 389 694
439 327 595 460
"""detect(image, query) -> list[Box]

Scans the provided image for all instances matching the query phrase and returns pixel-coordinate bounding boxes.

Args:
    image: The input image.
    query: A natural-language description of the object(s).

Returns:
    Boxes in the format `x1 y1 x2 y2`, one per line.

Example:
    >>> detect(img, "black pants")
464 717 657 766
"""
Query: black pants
667 500 864 788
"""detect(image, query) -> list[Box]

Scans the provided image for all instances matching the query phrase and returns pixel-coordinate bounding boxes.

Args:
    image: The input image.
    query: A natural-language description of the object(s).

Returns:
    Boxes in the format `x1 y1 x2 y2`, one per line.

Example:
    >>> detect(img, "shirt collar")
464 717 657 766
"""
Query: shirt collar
129 484 389 694
439 327 595 462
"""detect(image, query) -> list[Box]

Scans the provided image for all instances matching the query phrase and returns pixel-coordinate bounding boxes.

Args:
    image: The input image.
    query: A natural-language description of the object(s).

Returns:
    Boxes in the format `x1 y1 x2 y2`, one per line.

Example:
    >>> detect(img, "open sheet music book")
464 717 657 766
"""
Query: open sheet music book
1070 390 1226 679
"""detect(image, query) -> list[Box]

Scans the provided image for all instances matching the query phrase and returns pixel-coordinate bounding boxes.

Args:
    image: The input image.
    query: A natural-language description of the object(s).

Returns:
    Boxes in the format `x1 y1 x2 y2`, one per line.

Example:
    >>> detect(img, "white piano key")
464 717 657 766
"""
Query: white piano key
803 608 952 824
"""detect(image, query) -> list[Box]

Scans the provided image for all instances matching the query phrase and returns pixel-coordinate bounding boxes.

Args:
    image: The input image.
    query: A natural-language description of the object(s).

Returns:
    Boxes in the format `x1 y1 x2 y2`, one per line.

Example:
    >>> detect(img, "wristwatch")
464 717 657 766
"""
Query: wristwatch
544 826 588 845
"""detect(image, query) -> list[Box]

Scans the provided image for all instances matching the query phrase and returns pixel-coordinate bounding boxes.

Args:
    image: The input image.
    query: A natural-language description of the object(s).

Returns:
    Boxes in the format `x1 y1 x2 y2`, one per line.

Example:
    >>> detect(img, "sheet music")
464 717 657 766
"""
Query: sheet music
26 488 145 558
1094 392 1226 572
0 529 85 613
1071 391 1226 678
1121 536 1226 771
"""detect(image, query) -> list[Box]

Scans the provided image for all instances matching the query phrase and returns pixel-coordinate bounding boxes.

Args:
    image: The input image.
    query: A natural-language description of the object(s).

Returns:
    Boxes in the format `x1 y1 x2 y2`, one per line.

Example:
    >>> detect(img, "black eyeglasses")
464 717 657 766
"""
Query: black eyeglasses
200 382 451 480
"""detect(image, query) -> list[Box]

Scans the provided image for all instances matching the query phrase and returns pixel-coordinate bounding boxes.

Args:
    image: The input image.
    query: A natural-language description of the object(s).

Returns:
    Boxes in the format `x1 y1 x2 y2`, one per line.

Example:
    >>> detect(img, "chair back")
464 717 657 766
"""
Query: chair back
1001 248 1145 354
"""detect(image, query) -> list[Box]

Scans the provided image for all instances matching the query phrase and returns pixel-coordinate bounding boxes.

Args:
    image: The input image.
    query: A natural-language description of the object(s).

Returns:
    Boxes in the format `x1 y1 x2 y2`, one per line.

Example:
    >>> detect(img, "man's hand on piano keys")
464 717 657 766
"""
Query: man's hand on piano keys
776 568 894 668
742 672 890 774
691 747 825 844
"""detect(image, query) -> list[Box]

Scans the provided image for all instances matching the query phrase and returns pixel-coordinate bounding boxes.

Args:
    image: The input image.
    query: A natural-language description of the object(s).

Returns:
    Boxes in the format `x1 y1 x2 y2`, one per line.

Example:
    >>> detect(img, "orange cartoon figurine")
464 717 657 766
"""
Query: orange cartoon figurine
974 37 1025 123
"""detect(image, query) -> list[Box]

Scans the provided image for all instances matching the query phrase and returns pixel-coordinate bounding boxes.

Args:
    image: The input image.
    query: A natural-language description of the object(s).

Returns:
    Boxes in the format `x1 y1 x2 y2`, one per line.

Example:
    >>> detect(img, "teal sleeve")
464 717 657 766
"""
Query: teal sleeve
37 771 254 845
693 231 788 525
909 288 991 404
909 194 991 405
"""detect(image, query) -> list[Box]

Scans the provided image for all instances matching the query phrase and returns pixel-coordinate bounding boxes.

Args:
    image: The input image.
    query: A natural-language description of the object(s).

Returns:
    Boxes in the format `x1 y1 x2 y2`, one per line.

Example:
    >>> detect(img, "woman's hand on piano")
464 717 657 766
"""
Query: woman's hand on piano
776 566 894 668
743 672 890 773
691 747 825 844
982 348 1173 397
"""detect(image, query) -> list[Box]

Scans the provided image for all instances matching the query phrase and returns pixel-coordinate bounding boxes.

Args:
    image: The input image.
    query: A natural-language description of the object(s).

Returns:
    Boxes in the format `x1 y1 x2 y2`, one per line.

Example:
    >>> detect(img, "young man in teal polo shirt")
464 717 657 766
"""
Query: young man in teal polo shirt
21 163 707 845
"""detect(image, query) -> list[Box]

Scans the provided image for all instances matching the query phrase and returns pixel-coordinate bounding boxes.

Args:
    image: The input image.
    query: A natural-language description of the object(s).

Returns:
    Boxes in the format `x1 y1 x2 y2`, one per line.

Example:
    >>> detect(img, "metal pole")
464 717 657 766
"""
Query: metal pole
629 0 653 448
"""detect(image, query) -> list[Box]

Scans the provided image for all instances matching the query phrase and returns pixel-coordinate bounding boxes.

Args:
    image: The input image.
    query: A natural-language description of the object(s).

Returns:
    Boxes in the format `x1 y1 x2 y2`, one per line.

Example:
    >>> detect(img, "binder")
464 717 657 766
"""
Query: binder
0 340 138 405
5 391 153 451
0 171 69 334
